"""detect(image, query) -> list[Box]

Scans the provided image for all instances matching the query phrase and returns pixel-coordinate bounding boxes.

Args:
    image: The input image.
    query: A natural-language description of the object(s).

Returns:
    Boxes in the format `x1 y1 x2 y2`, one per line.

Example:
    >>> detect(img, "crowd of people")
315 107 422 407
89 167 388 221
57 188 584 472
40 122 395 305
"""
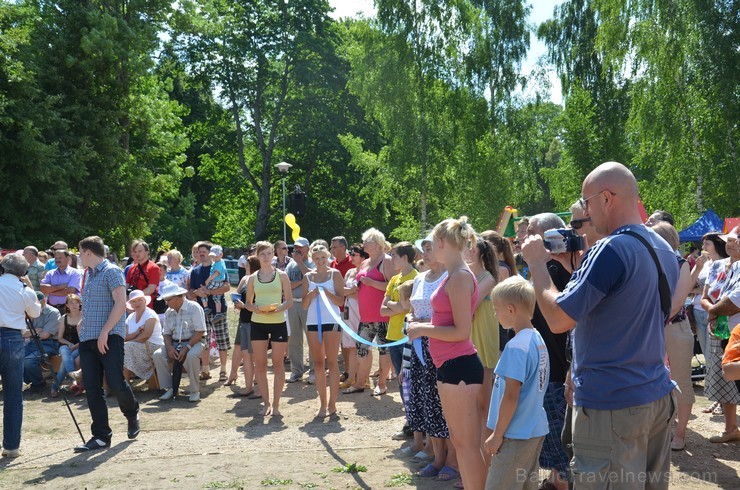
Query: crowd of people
0 161 739 489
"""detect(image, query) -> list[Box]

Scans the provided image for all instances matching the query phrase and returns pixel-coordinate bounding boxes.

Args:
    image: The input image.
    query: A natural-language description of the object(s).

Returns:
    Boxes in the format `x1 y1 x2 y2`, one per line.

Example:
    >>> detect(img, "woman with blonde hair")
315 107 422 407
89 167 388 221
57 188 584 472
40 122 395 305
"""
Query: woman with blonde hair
245 241 293 416
407 216 486 489
343 228 393 394
302 244 346 417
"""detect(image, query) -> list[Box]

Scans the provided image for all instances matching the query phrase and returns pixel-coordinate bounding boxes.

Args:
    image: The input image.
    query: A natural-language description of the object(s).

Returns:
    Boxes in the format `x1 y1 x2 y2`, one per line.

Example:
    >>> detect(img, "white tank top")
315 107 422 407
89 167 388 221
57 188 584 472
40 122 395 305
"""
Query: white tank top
306 273 341 326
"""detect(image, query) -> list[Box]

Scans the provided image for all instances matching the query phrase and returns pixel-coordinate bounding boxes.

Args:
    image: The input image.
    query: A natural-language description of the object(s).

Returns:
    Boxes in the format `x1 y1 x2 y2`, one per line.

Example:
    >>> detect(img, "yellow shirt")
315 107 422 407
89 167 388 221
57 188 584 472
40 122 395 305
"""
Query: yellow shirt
385 269 418 341
251 271 286 324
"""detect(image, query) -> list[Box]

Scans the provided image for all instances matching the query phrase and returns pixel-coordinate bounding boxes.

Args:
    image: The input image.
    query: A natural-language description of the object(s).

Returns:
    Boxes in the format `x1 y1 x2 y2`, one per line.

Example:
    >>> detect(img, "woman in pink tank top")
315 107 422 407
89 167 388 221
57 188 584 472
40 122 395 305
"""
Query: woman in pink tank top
407 216 487 490
343 228 394 395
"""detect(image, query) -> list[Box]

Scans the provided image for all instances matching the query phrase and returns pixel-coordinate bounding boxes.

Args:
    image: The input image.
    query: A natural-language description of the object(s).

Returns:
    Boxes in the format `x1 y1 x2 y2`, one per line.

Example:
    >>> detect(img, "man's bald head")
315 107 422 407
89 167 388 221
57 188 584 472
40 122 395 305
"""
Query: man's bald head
584 162 639 200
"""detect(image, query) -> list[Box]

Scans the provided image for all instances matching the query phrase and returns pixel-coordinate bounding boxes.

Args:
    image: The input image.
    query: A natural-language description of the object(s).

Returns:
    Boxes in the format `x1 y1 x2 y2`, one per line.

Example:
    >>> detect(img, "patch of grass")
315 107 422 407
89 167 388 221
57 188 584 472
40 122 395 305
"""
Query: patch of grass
203 480 244 489
314 471 328 479
298 483 319 489
331 463 367 474
384 473 413 487
261 477 294 486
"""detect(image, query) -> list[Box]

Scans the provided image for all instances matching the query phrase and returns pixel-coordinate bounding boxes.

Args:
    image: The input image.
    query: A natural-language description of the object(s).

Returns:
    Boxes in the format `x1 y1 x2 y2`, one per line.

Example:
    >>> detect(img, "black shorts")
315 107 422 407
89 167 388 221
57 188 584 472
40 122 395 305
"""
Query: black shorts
307 323 339 333
436 353 484 385
250 321 288 343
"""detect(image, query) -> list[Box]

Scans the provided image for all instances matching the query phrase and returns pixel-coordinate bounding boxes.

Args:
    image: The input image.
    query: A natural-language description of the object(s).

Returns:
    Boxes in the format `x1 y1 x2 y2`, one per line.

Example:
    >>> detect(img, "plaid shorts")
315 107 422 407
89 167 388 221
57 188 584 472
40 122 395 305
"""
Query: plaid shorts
205 310 231 351
539 382 570 477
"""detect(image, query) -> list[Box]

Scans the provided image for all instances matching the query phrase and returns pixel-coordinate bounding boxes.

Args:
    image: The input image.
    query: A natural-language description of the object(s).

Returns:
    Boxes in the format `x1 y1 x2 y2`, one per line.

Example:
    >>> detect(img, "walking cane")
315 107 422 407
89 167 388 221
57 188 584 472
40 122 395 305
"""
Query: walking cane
25 315 86 444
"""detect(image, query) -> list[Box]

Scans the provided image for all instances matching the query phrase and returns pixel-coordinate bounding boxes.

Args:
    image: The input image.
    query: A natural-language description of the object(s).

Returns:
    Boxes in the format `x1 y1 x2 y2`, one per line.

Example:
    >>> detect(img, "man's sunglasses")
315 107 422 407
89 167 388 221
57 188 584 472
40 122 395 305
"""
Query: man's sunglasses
570 218 592 230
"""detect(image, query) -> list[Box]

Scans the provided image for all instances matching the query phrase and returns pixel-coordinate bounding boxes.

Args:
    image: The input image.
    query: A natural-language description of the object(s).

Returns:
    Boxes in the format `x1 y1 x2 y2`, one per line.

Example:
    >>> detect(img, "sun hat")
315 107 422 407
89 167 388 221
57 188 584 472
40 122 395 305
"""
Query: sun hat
209 245 224 257
158 281 188 300
719 226 740 242
126 289 151 309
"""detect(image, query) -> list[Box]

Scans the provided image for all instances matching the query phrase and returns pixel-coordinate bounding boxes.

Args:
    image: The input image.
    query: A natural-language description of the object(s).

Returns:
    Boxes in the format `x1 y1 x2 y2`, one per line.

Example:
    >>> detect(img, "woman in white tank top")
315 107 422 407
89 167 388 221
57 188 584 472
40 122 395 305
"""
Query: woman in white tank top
302 245 346 418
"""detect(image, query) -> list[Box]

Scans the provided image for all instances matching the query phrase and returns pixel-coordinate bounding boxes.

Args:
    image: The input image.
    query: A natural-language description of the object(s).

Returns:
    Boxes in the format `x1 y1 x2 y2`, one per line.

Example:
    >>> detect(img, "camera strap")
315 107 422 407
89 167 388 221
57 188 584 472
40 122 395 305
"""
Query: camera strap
618 230 672 324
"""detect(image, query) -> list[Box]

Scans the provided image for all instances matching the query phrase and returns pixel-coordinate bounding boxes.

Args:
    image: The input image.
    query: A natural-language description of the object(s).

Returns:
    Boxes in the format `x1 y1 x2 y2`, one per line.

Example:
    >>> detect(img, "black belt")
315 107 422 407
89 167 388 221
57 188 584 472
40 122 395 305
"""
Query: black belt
0 327 21 332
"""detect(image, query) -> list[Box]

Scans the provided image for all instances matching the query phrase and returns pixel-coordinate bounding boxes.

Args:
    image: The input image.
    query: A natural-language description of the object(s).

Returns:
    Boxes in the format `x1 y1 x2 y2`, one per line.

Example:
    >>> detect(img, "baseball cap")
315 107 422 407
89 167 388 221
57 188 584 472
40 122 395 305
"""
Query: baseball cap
209 245 224 256
293 237 310 248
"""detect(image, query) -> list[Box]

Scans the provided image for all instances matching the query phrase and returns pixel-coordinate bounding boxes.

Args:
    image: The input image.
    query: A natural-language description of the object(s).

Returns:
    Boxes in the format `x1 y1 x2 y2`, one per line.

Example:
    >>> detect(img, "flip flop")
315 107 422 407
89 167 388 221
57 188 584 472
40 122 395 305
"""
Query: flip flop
437 466 460 481
418 463 441 478
342 386 365 394
411 451 433 463
454 480 464 489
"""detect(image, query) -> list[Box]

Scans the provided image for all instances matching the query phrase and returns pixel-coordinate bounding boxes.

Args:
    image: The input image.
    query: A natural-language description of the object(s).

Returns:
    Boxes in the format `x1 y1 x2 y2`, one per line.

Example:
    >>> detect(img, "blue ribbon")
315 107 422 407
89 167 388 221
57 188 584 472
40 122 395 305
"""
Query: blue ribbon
317 288 408 348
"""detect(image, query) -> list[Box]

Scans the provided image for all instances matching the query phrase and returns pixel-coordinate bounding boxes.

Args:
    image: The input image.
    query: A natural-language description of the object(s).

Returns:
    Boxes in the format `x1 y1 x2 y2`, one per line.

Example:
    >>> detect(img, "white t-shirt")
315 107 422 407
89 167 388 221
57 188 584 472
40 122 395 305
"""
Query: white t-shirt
125 307 164 345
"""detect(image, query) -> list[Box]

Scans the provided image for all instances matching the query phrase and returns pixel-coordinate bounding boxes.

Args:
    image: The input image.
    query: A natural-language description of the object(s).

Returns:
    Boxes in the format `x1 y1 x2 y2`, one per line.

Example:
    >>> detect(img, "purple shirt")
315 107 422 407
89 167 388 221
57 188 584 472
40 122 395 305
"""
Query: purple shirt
40 266 82 305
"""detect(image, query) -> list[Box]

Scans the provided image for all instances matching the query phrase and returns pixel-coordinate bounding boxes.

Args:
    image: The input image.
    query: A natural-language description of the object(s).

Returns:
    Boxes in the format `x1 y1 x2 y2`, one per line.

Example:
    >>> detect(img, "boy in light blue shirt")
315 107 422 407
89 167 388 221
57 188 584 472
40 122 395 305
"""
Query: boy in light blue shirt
485 276 550 490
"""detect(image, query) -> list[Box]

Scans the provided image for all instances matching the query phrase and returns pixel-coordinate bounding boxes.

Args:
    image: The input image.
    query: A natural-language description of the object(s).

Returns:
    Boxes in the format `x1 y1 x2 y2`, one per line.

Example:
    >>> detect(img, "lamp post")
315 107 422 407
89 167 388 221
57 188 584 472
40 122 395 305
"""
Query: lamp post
275 161 293 243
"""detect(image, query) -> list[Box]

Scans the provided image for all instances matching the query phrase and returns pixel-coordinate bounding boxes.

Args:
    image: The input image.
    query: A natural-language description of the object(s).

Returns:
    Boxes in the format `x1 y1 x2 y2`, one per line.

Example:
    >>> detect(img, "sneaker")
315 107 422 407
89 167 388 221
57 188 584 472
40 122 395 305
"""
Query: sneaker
306 373 316 385
127 413 140 439
189 392 200 402
159 388 174 401
286 373 302 383
391 426 413 441
1 448 20 458
74 437 110 453
50 383 59 398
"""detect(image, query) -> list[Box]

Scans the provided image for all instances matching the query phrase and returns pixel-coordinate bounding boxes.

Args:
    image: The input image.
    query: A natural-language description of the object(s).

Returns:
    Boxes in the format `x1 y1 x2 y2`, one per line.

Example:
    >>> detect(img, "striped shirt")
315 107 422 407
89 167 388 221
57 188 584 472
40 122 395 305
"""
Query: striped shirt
79 259 126 342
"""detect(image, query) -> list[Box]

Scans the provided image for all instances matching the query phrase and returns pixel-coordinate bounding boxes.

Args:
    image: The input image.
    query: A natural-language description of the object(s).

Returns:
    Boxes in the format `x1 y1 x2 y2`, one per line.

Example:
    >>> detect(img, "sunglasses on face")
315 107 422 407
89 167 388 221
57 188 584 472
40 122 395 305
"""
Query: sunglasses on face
570 217 592 230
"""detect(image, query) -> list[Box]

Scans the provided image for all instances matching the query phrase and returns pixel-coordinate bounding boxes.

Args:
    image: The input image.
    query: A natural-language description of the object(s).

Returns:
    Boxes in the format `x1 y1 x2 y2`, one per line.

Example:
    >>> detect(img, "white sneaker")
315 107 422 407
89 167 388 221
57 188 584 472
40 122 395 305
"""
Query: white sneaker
189 392 200 402
307 373 316 385
159 388 174 401
2 448 20 458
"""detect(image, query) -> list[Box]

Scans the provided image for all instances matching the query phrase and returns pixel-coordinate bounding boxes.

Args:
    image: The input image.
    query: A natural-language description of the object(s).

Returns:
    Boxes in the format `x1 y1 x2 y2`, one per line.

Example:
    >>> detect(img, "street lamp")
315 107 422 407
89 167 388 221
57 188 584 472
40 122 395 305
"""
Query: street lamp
275 161 293 243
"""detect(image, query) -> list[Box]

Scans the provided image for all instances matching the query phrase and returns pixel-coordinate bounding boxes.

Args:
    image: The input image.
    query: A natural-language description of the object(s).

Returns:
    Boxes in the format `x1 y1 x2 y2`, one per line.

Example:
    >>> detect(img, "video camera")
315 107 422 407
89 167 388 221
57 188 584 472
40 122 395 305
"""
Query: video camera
543 228 585 254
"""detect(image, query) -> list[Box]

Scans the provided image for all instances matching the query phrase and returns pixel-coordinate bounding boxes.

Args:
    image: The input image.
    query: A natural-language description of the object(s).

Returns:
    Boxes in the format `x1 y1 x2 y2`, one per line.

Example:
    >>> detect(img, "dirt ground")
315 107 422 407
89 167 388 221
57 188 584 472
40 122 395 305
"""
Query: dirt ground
1 316 739 489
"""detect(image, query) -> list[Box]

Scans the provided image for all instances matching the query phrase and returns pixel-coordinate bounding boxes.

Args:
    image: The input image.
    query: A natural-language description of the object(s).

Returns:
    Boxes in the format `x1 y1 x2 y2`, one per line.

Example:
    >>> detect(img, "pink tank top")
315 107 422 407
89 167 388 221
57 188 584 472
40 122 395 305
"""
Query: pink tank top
356 257 390 323
429 268 479 367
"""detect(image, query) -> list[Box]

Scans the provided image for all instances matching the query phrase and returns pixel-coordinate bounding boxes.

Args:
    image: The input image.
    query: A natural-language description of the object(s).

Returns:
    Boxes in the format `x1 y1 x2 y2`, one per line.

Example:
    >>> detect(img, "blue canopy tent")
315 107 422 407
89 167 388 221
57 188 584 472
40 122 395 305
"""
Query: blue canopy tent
678 209 723 242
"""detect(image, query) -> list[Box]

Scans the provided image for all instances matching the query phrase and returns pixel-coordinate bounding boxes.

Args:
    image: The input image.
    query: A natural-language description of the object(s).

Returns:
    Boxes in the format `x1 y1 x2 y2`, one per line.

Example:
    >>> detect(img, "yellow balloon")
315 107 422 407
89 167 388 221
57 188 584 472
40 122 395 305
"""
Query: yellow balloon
285 213 301 242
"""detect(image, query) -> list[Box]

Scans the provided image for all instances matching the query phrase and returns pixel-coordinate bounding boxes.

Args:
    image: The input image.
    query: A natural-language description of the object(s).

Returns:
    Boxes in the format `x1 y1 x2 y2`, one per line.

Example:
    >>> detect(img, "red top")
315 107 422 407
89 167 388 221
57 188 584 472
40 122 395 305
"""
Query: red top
429 268 479 367
356 257 390 323
125 260 160 308
331 254 355 278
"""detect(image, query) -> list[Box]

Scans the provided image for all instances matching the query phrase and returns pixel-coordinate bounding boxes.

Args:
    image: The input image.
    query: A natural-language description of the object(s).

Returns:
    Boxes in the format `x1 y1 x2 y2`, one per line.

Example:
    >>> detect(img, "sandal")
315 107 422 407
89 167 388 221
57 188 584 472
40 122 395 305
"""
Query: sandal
418 463 441 478
411 451 433 463
454 480 464 489
437 466 460 482
340 371 349 383
702 401 720 413
219 371 228 382
199 371 212 381
342 386 365 394
372 386 387 396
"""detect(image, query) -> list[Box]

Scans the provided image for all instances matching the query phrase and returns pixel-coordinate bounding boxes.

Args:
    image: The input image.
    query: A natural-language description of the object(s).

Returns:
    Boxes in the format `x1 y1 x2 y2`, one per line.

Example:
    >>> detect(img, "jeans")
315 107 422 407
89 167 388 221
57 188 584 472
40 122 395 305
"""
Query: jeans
55 344 80 386
23 339 59 387
79 335 139 441
694 308 709 358
0 328 25 451
388 343 404 401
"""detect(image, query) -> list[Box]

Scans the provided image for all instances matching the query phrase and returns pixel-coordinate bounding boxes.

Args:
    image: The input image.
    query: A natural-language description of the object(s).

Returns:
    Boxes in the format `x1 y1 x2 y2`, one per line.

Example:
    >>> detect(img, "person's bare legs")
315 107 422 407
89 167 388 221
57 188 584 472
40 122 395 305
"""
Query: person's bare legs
269 341 288 416
672 403 693 448
252 340 271 415
478 367 494 466
307 331 328 417
445 438 459 471
438 382 486 489
430 437 446 470
353 349 373 390
342 346 357 385
722 404 738 433
240 349 255 395
377 351 391 391
227 344 242 384
324 332 341 415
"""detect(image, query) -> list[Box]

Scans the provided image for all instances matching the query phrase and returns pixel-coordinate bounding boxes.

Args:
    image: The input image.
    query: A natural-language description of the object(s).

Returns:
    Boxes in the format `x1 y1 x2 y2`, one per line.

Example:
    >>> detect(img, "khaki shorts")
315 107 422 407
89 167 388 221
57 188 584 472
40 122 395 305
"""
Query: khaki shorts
486 436 544 490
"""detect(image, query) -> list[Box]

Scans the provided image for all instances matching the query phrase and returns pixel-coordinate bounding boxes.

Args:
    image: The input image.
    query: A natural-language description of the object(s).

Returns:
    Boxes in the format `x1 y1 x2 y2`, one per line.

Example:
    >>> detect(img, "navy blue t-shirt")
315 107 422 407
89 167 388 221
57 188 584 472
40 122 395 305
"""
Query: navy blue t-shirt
189 264 227 313
557 224 679 410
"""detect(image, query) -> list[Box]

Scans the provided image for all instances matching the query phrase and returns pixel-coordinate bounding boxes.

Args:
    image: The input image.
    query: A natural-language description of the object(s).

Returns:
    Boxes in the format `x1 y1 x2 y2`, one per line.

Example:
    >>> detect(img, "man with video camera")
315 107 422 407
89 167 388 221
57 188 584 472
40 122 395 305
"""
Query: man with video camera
0 253 42 458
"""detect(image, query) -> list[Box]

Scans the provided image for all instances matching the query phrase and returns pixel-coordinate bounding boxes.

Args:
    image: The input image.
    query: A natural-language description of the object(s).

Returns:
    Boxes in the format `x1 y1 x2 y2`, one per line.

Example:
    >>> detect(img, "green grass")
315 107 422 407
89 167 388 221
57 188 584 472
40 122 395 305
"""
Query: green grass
331 463 367 474
384 473 413 487
260 477 294 486
203 480 245 489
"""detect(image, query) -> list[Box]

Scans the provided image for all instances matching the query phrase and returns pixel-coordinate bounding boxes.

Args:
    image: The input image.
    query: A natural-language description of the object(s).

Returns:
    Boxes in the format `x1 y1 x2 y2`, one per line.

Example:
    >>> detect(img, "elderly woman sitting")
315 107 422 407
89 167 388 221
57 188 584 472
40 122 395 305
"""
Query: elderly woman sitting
123 290 164 384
